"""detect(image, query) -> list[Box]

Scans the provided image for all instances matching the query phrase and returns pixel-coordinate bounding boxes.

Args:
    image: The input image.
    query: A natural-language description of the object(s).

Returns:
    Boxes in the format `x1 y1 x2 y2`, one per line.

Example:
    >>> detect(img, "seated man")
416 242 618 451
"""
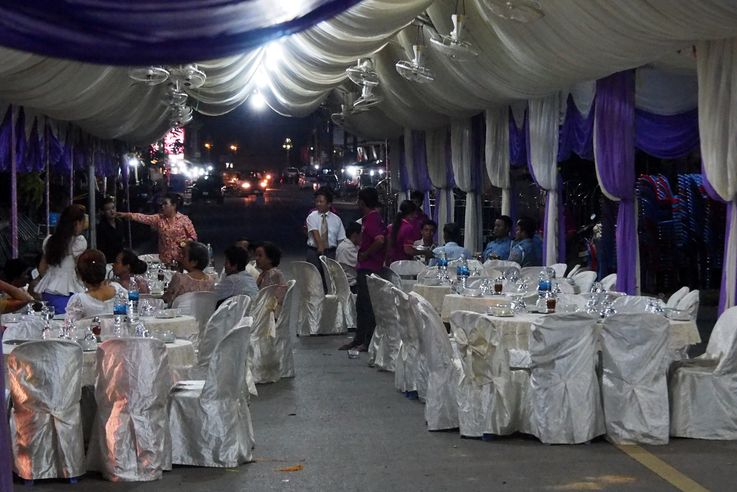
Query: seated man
0 258 34 313
483 215 513 261
509 216 543 267
336 222 361 293
432 223 472 261
214 245 259 304
411 219 437 264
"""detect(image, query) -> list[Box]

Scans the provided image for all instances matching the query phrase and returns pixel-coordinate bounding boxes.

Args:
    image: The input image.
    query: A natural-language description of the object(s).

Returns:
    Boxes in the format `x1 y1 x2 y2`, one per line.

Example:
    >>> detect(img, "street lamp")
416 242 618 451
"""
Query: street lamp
229 144 238 152
204 142 212 150
282 137 293 165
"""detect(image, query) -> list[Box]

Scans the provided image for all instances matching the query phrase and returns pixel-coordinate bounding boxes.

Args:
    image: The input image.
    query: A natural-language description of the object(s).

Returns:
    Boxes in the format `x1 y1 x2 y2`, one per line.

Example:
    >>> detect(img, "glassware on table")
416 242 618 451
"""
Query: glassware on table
545 291 557 313
510 294 527 313
493 277 504 295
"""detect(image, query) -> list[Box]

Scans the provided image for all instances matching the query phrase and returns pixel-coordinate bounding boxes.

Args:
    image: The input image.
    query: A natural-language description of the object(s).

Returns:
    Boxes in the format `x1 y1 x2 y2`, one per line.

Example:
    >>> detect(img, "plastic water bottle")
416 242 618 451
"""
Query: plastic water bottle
456 254 470 288
113 290 128 316
207 243 214 268
437 250 448 282
128 288 140 321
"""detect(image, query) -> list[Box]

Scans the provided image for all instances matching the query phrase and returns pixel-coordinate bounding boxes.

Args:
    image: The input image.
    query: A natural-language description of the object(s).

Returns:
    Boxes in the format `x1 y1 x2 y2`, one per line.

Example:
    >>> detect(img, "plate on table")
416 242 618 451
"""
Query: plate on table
487 307 514 318
154 309 180 319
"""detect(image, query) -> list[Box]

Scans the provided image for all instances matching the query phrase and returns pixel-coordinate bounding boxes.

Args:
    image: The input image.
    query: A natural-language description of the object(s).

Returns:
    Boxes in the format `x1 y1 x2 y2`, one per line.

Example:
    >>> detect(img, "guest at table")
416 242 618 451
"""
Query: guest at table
411 219 437 264
162 241 215 305
432 223 472 261
305 188 345 291
336 222 361 292
117 193 197 267
235 238 261 279
0 260 34 313
34 204 88 314
385 200 419 265
1 258 31 289
509 216 543 267
483 215 513 261
339 187 385 352
112 249 149 294
409 190 430 237
97 197 126 263
66 249 128 321
255 242 287 304
215 244 259 304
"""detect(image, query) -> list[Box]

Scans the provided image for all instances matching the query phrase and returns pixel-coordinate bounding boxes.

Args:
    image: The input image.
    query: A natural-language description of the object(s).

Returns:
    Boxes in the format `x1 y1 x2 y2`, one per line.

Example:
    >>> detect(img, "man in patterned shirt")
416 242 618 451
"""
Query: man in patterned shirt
118 193 197 266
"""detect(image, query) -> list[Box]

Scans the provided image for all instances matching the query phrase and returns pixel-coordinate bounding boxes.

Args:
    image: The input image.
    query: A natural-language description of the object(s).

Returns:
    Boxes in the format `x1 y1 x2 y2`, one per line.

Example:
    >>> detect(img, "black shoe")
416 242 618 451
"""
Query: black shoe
338 341 358 350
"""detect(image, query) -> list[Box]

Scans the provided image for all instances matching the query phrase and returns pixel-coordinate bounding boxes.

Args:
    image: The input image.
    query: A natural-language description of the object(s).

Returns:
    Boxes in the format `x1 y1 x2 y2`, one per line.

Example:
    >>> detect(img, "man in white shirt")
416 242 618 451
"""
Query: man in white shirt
335 221 361 292
215 245 259 304
306 188 346 291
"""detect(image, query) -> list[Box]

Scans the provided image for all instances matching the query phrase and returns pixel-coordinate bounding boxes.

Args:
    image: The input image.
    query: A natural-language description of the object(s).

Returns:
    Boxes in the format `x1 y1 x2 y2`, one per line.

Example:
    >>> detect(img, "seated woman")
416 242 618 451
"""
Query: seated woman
113 249 150 293
65 249 128 320
162 241 215 305
255 242 287 304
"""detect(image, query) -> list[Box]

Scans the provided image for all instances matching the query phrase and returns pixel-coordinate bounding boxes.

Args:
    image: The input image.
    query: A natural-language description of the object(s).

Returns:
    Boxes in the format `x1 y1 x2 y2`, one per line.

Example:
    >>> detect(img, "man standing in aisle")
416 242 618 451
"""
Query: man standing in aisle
339 187 385 352
305 188 346 291
117 193 197 267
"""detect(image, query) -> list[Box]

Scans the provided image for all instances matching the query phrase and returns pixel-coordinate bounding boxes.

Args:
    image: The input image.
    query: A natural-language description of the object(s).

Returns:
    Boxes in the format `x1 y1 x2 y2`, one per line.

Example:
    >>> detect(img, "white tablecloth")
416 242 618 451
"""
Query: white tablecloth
140 315 198 340
441 294 513 322
3 339 195 387
411 284 452 313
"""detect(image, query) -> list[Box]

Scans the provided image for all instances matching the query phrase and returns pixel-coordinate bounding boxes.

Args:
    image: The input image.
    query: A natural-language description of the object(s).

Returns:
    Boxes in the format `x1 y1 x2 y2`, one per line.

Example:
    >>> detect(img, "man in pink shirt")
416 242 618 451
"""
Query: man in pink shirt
118 193 198 266
339 187 385 352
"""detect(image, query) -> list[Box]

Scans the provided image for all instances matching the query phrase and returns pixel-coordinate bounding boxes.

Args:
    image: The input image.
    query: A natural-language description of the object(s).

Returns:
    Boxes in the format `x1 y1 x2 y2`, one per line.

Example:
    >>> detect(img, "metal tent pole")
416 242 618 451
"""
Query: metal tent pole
88 142 97 249
10 106 18 258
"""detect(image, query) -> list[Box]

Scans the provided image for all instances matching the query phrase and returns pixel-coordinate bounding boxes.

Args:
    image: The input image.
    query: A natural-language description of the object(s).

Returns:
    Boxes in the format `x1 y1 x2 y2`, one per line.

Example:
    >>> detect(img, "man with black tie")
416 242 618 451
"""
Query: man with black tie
305 187 345 291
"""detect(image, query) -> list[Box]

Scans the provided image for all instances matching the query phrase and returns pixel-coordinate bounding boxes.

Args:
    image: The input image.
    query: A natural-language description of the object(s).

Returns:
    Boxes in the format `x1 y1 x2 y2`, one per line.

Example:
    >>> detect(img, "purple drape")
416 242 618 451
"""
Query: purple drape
0 0 361 65
509 109 528 168
411 130 433 216
635 108 699 159
558 95 594 162
595 70 637 294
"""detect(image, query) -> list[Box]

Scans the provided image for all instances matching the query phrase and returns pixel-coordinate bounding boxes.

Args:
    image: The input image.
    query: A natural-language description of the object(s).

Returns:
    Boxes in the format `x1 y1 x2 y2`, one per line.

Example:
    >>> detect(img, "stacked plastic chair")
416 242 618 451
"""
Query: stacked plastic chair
321 256 357 330
366 274 402 371
7 340 85 483
600 313 671 444
169 321 254 466
670 307 737 439
291 261 343 335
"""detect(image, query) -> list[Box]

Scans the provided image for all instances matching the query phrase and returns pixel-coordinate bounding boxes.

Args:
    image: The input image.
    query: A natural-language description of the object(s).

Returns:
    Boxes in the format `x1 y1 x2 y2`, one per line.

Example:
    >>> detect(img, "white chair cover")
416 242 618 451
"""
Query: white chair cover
571 270 597 294
7 340 85 480
600 273 618 291
449 311 524 437
529 313 604 444
172 291 218 347
556 280 576 294
417 266 439 283
549 263 567 279
393 287 421 393
670 306 737 439
379 266 402 288
87 338 171 481
676 290 700 320
557 293 587 312
600 313 671 445
566 264 582 278
250 281 296 383
169 322 254 467
666 286 690 309
390 259 426 292
291 261 343 335
199 295 250 369
448 259 483 273
484 259 520 270
3 316 44 340
520 266 545 282
611 295 656 313
413 292 460 431
321 256 357 330
366 274 401 372
139 254 160 263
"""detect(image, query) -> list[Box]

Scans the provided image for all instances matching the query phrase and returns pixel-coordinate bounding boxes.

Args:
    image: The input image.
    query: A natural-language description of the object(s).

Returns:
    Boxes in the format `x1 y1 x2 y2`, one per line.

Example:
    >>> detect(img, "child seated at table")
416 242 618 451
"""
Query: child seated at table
66 249 128 321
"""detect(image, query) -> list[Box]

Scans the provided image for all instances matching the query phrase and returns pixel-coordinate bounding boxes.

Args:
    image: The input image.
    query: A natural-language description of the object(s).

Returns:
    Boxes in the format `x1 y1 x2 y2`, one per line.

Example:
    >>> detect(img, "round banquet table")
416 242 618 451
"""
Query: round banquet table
73 314 199 341
440 294 517 322
3 338 195 387
411 284 452 313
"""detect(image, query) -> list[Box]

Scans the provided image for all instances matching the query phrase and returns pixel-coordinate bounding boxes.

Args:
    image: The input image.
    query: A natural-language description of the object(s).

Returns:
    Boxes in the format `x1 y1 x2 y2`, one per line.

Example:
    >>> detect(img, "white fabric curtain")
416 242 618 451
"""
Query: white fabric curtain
451 118 482 253
697 37 737 313
403 127 417 191
484 107 511 215
426 126 454 244
528 94 561 266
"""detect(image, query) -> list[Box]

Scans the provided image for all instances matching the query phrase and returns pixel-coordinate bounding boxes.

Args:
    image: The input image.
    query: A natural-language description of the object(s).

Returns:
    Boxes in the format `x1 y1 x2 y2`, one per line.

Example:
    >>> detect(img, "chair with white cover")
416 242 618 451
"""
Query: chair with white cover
139 254 160 263
600 313 671 445
520 266 545 283
366 274 402 371
482 267 502 281
417 266 439 283
600 273 617 291
169 321 254 467
412 292 460 431
611 295 656 313
557 293 588 312
549 263 567 279
666 286 690 309
448 258 483 273
571 270 597 294
291 261 343 335
378 266 402 288
390 260 426 292
321 256 357 330
676 289 700 320
172 291 218 346
7 340 85 481
529 313 604 444
87 338 171 481
669 307 737 439
450 311 525 437
250 281 296 383
484 259 520 271
566 264 582 278
393 287 422 395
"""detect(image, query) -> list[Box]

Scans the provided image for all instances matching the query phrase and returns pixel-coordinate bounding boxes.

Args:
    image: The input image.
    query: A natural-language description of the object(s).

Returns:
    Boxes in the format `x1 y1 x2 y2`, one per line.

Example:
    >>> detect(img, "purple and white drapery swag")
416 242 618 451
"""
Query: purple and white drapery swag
594 70 639 295
426 127 455 244
484 108 511 216
401 129 433 215
451 117 484 253
698 38 737 314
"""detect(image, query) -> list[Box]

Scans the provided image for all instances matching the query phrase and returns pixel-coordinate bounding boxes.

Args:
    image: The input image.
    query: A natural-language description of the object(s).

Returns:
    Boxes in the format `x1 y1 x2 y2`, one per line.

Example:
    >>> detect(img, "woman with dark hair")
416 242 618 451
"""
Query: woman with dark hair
255 242 286 290
385 200 418 265
162 241 215 305
112 249 150 294
65 249 128 320
35 204 88 313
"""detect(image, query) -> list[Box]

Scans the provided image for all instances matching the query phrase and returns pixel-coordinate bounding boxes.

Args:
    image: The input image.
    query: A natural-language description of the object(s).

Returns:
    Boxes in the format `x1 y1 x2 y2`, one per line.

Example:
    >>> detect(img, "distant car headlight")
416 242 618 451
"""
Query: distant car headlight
265 174 272 180
241 182 251 189
260 180 268 188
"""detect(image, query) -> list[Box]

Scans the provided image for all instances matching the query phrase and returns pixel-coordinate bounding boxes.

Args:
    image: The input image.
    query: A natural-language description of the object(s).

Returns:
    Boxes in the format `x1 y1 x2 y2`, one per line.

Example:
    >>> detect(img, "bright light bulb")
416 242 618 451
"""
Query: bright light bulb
265 42 285 71
250 91 267 111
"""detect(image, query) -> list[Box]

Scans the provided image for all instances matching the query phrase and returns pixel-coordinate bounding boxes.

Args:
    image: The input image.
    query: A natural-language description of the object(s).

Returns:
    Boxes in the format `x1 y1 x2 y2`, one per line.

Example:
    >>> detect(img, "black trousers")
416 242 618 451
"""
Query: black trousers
306 246 336 292
354 269 376 347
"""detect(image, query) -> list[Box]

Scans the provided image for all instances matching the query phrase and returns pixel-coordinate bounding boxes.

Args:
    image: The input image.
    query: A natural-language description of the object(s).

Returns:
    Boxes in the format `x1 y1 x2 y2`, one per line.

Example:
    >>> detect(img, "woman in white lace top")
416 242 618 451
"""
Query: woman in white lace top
66 249 128 321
